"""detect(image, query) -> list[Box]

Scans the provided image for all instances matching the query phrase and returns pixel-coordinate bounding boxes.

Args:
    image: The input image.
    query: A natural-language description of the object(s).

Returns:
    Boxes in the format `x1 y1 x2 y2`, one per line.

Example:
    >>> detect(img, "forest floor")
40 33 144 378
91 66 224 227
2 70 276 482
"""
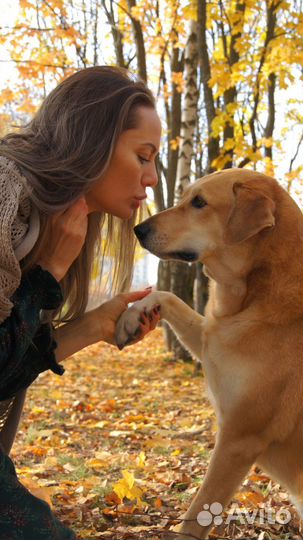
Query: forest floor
13 329 302 540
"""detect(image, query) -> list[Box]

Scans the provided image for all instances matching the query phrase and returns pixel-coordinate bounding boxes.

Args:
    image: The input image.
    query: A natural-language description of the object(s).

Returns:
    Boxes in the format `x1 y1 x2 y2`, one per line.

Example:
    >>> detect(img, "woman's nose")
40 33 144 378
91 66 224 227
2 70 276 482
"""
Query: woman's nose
143 161 158 188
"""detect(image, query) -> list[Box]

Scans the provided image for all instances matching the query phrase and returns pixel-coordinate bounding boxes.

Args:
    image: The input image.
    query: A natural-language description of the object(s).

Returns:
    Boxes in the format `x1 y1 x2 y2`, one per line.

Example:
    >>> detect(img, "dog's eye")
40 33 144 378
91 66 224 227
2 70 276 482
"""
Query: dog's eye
191 195 207 209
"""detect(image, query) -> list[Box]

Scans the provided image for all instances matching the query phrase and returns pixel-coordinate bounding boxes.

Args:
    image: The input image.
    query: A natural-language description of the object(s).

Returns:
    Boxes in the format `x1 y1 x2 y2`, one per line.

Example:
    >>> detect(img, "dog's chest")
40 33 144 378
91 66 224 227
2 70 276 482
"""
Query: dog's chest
202 319 252 419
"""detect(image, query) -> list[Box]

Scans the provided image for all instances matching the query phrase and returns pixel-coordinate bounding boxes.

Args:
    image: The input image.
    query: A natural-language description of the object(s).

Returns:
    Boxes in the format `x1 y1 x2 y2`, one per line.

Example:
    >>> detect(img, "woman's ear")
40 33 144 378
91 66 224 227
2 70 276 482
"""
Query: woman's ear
224 182 275 244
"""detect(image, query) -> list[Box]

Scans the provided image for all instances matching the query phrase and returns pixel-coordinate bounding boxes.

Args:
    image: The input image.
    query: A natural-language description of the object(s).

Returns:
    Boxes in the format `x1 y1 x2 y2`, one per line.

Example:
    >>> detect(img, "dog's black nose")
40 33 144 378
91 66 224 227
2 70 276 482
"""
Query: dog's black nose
134 221 152 243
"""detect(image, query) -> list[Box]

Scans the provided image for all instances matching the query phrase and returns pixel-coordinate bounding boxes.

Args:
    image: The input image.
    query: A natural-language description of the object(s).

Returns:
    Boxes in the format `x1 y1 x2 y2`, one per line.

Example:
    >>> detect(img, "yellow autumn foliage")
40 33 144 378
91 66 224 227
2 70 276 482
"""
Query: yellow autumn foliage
113 470 144 506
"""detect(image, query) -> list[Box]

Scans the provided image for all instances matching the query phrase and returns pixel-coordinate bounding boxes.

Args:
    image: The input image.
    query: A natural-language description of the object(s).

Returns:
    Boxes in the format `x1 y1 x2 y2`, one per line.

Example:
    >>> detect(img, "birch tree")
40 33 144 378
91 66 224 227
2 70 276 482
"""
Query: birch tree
165 19 201 358
175 20 199 201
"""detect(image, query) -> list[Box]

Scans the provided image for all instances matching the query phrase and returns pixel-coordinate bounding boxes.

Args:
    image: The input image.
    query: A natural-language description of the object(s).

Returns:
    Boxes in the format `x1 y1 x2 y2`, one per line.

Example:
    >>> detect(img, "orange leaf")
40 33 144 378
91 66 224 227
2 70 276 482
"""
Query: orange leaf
102 399 117 412
105 491 121 506
236 490 266 507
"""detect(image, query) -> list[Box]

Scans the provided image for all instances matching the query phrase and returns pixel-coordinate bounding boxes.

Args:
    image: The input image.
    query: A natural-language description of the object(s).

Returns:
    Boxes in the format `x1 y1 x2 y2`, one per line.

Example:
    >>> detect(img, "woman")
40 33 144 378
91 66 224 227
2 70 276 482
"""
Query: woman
0 66 162 539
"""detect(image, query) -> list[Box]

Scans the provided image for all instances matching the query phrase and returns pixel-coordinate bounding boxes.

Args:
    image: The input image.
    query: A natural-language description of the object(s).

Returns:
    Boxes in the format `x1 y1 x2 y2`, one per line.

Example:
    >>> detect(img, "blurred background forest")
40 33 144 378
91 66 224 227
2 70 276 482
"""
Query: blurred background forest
1 0 303 358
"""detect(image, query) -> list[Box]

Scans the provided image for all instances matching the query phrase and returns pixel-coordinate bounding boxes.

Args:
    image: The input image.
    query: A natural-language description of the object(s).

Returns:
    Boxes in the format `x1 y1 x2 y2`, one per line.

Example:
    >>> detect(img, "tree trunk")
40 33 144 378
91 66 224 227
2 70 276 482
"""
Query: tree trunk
167 38 183 207
194 262 209 315
263 0 278 163
175 20 199 199
157 260 172 351
127 0 147 81
164 20 205 361
197 0 220 172
264 72 276 163
101 0 126 69
246 0 278 163
221 1 246 168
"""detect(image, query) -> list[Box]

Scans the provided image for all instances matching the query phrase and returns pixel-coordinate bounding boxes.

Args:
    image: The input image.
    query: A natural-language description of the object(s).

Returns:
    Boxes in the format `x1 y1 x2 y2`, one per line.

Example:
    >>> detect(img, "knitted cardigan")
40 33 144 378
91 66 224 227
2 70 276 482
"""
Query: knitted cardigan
0 157 64 440
0 156 40 323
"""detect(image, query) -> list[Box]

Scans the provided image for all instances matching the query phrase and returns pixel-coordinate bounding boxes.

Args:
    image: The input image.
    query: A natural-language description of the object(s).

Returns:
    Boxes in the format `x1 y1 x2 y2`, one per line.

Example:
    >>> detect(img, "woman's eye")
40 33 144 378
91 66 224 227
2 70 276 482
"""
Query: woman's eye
191 195 207 208
138 156 150 164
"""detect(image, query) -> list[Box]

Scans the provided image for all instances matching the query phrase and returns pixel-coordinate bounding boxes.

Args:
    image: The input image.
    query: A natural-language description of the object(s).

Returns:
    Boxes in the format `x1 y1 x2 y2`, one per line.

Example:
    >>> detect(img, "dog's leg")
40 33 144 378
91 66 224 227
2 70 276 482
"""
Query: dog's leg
173 429 266 540
116 291 204 359
157 292 205 360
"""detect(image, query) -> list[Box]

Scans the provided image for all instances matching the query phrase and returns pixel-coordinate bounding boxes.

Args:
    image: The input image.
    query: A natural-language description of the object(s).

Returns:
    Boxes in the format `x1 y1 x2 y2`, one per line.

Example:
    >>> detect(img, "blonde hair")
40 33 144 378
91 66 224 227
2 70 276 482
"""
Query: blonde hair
0 66 155 321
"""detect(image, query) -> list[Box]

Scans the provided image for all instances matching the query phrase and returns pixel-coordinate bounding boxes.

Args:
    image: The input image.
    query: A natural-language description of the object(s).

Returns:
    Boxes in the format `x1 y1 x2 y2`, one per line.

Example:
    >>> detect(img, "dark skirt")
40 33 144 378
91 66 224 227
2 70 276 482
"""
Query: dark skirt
0 446 76 540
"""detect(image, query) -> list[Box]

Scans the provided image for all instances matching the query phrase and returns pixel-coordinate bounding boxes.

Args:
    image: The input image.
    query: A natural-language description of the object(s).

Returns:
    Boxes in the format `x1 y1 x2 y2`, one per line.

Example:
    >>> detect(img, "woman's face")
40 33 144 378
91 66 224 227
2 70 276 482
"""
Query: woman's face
86 106 162 218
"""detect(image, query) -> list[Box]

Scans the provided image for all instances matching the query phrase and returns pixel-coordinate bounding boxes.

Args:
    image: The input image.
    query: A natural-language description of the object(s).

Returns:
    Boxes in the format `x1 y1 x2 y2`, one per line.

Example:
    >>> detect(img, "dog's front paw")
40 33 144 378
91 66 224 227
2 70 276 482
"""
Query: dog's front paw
115 295 160 350
115 304 143 349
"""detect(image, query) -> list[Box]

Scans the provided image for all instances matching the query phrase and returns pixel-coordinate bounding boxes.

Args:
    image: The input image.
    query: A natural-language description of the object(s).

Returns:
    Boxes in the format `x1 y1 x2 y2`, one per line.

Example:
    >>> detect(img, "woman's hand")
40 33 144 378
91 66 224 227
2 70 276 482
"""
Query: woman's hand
37 198 88 282
54 289 161 362
89 289 161 347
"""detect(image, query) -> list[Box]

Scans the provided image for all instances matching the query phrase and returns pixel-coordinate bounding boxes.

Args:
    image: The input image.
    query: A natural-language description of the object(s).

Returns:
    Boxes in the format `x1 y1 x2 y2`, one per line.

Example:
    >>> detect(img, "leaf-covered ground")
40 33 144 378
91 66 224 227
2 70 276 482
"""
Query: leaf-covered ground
13 329 302 540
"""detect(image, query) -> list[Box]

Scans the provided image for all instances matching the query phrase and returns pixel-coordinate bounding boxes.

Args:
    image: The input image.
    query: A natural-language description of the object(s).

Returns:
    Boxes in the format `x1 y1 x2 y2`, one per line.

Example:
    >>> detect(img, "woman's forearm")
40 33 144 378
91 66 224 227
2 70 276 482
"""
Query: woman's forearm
54 311 100 362
53 288 160 363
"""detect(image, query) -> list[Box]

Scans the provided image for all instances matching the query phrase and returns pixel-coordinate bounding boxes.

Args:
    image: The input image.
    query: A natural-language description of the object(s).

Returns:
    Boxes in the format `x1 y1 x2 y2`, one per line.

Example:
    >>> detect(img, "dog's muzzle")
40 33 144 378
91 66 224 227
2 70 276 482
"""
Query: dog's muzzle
134 220 199 262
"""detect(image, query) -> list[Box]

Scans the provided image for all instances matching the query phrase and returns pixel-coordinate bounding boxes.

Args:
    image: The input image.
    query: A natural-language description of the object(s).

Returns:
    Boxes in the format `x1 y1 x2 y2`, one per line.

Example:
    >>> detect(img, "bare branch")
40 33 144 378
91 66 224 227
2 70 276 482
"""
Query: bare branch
0 59 71 70
289 132 303 173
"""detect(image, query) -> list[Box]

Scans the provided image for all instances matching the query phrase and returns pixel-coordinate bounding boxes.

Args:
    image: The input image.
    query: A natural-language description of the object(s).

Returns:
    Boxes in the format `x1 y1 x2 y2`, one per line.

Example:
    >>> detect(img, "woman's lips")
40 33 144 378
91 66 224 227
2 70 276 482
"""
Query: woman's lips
133 195 147 207
131 197 144 209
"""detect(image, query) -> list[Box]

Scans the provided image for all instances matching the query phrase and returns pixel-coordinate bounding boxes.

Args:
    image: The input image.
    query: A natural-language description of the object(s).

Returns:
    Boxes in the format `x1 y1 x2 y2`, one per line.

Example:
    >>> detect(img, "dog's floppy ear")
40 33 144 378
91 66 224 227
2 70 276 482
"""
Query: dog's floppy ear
224 182 275 244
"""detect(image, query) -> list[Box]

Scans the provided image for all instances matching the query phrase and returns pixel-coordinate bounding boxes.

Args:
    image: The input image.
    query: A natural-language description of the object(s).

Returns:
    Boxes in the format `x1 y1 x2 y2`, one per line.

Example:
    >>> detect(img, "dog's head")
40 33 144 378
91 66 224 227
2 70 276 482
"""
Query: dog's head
135 169 278 268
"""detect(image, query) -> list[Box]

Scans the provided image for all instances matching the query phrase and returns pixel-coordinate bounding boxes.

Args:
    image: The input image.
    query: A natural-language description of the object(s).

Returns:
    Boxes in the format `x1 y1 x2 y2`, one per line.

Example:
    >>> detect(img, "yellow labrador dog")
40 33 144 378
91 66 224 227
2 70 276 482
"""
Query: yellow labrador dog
116 169 303 539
